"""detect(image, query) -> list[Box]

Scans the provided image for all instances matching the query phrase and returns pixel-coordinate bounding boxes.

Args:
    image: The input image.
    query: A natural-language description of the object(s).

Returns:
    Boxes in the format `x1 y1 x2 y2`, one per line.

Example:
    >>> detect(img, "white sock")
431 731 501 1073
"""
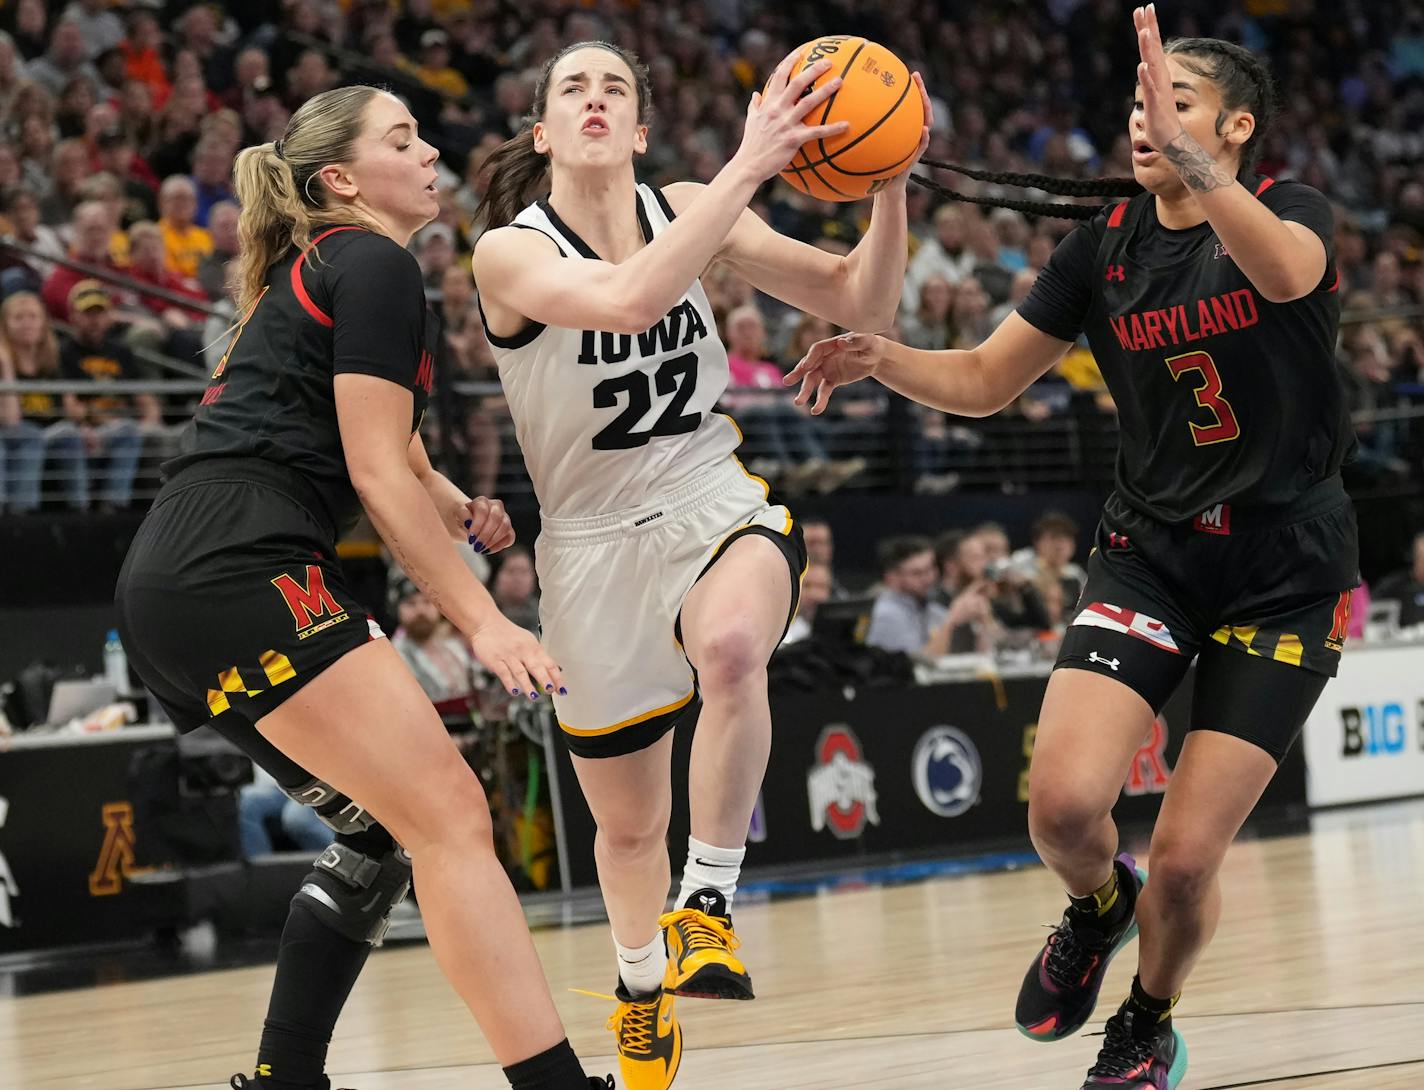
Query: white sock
615 934 665 997
675 836 745 913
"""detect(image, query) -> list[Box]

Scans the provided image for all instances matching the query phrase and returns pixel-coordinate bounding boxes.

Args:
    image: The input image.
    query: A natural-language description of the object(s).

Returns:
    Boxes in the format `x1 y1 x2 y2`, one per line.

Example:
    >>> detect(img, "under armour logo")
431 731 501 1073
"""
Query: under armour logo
1105 265 1126 282
1108 532 1131 549
1088 651 1121 672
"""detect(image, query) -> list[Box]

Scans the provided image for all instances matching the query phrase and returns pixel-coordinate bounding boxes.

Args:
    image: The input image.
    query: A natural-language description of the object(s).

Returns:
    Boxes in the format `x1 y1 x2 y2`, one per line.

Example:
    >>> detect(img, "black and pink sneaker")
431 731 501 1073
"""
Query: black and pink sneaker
1015 853 1147 1042
1080 1002 1188 1089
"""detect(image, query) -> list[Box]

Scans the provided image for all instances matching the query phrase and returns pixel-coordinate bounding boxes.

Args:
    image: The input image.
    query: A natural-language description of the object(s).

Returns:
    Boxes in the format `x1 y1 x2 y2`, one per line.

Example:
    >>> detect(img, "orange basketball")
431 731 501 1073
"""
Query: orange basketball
771 35 924 202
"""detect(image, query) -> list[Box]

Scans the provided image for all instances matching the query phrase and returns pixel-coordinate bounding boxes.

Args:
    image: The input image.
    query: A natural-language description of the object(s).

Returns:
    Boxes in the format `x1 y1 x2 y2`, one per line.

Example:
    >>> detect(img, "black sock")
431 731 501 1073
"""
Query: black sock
503 1038 588 1090
1126 974 1178 1034
255 903 371 1089
1068 862 1128 925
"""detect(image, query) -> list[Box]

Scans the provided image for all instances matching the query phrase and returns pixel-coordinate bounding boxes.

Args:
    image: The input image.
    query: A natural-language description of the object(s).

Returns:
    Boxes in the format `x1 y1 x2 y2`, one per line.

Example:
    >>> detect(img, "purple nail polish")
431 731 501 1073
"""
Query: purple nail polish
472 539 484 552
528 690 539 700
558 687 568 696
545 682 554 691
464 519 472 529
511 687 521 696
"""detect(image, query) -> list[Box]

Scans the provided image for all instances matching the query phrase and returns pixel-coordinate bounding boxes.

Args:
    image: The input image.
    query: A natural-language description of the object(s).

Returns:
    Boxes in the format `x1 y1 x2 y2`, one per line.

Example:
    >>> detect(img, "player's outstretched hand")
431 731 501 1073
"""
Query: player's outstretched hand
783 331 885 415
1134 4 1183 153
735 50 849 182
462 495 514 555
469 615 566 700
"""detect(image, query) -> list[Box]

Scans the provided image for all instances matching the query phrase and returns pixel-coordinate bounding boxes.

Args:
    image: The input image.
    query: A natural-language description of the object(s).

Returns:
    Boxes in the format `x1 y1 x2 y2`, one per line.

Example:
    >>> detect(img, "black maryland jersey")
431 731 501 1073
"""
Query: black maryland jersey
167 226 438 534
1018 177 1351 522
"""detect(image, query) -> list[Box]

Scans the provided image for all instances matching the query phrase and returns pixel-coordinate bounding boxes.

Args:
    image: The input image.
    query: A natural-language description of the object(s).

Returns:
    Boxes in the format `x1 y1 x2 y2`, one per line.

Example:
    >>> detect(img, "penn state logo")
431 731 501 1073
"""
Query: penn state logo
807 725 879 840
911 726 982 818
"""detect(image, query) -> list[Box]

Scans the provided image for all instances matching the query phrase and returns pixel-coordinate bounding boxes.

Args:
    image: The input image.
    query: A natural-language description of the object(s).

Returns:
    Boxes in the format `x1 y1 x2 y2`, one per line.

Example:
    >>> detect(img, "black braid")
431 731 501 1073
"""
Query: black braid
909 174 1107 221
919 158 1141 199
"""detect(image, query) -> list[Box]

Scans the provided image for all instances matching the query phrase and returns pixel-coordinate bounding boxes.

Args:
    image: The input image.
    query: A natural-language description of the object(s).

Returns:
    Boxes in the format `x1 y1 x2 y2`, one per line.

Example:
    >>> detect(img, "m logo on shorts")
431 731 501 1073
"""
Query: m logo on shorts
272 565 345 633
1193 503 1231 535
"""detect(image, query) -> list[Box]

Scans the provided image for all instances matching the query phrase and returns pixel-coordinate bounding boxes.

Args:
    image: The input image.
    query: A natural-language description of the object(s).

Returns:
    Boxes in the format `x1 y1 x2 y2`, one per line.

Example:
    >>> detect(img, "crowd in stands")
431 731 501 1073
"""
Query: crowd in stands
0 2 1423 636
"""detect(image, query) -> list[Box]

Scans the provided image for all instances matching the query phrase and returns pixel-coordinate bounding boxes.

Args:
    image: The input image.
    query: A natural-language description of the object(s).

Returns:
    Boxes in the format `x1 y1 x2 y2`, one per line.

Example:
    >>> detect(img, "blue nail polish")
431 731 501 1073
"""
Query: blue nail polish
558 687 568 696
545 682 554 691
464 519 472 529
511 687 521 696
528 690 539 700
468 535 475 545
472 538 484 552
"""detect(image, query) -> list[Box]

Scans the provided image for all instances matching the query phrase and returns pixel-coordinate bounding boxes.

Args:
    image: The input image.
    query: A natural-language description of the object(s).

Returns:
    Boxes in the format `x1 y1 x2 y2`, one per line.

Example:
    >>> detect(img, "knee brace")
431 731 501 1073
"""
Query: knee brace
280 777 376 835
294 833 413 946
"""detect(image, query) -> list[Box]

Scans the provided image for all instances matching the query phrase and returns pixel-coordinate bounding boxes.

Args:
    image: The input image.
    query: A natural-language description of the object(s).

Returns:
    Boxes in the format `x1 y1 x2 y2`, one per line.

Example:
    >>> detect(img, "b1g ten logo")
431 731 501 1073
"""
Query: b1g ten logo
912 726 981 818
807 724 880 840
1341 702 1424 757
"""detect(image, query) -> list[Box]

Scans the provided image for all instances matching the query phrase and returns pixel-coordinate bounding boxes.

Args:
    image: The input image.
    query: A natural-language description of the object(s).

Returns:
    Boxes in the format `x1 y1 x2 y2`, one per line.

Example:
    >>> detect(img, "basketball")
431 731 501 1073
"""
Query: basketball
771 35 924 202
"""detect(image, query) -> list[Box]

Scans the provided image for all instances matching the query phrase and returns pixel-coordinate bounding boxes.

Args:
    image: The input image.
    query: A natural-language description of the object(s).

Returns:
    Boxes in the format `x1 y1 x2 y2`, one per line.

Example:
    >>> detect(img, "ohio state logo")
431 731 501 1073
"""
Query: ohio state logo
807 725 880 839
1122 717 1173 796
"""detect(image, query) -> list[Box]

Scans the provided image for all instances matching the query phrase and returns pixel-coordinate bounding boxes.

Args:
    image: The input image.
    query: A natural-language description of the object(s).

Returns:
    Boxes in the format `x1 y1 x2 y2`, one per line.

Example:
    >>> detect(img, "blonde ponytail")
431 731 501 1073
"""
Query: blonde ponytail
231 85 385 316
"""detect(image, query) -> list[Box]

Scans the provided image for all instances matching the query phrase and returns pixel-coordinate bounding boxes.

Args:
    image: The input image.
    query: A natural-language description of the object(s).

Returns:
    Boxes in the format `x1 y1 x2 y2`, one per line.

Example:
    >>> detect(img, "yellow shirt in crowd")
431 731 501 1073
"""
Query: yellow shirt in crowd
160 219 213 278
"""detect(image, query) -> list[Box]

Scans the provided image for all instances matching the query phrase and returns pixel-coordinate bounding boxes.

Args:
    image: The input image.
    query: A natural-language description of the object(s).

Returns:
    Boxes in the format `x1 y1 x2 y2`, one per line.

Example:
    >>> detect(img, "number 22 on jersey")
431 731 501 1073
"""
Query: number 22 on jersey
1164 349 1241 445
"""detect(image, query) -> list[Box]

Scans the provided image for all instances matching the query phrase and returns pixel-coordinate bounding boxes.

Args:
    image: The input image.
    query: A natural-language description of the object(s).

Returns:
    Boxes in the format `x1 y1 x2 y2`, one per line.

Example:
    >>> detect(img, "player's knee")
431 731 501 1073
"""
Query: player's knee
1028 785 1108 852
693 623 768 693
595 812 670 867
1145 840 1217 906
293 833 413 945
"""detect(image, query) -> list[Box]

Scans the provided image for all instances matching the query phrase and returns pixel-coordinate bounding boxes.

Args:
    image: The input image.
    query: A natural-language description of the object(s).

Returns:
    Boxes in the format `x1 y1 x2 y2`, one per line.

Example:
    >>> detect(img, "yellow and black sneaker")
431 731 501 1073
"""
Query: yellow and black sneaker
660 888 754 1000
609 980 682 1090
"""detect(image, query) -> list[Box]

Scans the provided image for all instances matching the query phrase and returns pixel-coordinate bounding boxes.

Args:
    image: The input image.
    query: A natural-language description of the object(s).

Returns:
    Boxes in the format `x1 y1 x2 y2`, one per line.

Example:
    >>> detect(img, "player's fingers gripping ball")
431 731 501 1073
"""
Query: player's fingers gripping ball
768 36 925 201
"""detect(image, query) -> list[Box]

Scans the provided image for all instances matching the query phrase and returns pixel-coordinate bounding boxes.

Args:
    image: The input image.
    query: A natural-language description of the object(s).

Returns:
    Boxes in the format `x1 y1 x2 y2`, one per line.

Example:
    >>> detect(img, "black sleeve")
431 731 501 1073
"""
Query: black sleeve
57 337 85 380
1259 179 1335 267
326 234 428 388
1015 216 1104 343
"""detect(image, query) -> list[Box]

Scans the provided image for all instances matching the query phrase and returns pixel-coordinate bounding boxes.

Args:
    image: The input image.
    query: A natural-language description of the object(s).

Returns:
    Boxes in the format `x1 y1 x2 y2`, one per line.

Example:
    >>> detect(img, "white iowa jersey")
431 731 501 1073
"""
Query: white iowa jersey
481 184 742 518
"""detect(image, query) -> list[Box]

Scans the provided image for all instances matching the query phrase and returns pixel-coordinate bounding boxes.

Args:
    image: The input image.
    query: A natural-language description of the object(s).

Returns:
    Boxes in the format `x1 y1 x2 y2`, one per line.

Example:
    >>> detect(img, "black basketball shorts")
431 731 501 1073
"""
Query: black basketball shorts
1055 478 1359 761
115 458 380 734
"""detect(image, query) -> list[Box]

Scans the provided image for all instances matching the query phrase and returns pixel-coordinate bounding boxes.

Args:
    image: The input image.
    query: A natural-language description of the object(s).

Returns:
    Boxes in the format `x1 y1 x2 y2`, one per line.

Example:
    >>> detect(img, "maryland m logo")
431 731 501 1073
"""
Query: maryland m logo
272 565 345 632
88 802 139 896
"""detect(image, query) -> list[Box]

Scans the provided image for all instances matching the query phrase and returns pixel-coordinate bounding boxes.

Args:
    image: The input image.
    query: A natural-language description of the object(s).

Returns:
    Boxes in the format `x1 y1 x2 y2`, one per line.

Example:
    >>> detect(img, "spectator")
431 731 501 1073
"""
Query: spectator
55 72 99 139
156 175 212 277
413 221 456 291
0 33 24 118
38 137 90 225
25 18 100 98
783 563 833 645
412 29 471 101
491 546 540 633
40 199 125 322
0 318 45 514
188 136 235 227
124 219 209 362
238 767 333 858
0 290 83 509
1 185 64 282
799 515 850 599
867 535 948 656
93 125 160 221
58 279 154 510
10 0 47 64
901 274 955 351
724 303 861 493
389 576 481 708
1374 531 1424 629
61 0 125 61
197 200 238 302
903 204 975 312
118 10 170 100
1011 511 1087 607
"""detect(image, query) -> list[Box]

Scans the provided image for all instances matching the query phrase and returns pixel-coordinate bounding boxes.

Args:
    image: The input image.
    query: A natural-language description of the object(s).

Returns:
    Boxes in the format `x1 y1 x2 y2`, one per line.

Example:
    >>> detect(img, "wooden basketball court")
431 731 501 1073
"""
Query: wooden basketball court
8 800 1422 1089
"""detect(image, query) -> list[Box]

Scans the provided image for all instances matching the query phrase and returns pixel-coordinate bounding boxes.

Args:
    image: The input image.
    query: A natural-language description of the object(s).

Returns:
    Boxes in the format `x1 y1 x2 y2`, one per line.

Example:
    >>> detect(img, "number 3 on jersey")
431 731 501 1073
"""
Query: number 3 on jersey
1165 350 1241 445
591 352 702 450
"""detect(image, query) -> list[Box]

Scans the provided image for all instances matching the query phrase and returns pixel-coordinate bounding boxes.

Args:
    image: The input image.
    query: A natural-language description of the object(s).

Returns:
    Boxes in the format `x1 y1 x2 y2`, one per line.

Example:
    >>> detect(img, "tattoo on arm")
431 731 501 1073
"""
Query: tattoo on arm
1163 131 1237 193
